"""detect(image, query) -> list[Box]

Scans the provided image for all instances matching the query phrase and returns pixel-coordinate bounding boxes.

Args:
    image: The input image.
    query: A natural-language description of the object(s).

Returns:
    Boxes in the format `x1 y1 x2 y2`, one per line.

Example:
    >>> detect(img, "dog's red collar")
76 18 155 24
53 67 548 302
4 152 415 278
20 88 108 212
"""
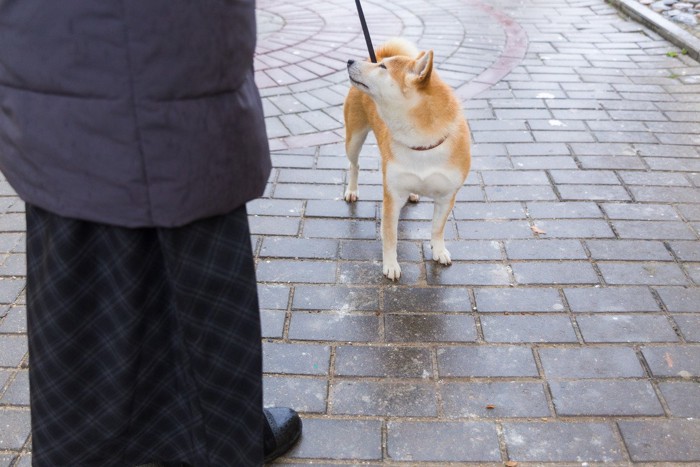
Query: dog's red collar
408 135 448 151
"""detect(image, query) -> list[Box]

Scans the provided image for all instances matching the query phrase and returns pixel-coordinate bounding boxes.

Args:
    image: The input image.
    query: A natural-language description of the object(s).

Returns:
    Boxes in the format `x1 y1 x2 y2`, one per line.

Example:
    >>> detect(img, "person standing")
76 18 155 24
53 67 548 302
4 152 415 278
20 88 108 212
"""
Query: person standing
0 1 301 465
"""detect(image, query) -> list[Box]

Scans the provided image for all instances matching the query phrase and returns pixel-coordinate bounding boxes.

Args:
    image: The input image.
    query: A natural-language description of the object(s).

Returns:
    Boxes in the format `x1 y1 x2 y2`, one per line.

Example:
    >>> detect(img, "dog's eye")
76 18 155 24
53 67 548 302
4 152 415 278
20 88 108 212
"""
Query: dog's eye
379 63 387 69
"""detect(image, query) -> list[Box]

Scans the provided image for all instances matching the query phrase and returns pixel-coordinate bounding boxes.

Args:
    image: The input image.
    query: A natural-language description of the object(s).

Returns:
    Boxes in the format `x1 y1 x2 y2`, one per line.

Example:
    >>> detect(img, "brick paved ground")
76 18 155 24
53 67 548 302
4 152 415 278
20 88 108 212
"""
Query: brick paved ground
1 0 700 465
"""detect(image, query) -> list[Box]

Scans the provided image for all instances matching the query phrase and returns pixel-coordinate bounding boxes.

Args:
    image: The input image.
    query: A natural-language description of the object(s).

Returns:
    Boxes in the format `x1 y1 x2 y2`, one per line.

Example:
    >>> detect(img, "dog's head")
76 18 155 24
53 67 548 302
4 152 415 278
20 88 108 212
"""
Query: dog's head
346 49 434 109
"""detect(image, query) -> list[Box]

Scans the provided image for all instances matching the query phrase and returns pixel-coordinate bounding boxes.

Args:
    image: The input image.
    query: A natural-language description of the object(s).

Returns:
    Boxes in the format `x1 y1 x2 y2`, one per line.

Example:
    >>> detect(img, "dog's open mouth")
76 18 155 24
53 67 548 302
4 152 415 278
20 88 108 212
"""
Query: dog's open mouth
350 77 369 89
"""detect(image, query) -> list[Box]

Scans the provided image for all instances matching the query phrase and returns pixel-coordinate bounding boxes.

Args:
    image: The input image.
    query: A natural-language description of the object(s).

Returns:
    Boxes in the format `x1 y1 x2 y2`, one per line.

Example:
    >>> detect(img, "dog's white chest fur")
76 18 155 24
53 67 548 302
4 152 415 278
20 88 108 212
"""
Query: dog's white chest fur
385 142 462 200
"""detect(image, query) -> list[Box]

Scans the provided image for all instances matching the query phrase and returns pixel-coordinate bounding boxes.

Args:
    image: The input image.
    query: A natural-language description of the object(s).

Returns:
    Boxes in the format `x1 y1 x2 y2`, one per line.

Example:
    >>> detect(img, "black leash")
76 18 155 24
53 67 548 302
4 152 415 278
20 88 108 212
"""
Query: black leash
354 0 377 63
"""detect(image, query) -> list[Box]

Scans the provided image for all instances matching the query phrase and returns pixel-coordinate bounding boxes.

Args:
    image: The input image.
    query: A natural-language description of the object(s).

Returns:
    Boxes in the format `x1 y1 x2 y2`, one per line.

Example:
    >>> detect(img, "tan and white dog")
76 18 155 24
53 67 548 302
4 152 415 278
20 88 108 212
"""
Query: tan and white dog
343 39 471 280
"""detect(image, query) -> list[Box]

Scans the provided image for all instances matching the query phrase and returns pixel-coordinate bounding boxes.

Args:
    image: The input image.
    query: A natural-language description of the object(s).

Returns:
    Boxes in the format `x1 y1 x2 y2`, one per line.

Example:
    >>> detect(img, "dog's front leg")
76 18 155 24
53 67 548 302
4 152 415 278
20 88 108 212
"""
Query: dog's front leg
381 189 403 281
431 194 456 265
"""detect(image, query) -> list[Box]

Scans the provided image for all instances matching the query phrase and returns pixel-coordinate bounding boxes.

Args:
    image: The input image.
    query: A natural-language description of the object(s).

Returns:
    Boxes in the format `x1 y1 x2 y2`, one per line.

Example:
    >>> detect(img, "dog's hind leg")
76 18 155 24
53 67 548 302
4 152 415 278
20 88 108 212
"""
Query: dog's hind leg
430 193 457 265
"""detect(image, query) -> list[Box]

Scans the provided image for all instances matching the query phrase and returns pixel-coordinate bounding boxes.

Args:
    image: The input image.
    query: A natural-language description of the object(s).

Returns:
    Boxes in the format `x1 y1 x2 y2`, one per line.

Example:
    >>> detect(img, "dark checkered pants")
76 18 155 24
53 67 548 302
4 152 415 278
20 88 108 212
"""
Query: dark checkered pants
25 204 263 467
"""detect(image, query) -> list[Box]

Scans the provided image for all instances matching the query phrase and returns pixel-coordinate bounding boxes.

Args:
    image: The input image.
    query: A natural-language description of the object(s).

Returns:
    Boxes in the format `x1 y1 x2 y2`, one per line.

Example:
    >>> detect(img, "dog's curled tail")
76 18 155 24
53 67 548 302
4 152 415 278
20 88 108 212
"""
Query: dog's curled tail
375 38 419 60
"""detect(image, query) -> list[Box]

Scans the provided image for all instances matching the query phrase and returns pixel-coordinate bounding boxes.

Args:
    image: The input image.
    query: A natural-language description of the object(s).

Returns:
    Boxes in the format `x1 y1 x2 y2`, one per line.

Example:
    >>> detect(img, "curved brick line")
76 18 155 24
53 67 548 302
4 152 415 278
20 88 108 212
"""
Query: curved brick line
455 0 528 100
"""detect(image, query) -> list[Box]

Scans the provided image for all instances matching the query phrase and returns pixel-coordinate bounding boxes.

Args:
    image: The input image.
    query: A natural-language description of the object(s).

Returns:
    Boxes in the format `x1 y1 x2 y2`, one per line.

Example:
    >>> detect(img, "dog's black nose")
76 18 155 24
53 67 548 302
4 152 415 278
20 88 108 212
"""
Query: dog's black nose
347 59 355 68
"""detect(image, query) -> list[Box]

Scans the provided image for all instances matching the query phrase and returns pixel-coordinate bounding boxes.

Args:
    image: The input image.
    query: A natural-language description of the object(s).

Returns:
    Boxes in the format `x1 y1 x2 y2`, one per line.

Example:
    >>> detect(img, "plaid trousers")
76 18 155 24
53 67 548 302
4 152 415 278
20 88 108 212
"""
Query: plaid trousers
25 204 263 467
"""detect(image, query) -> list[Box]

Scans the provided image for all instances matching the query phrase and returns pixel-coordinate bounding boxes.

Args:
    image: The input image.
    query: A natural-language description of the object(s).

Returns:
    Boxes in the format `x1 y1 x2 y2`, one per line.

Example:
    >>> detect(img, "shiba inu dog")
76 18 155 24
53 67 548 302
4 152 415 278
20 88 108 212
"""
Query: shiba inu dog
343 38 471 281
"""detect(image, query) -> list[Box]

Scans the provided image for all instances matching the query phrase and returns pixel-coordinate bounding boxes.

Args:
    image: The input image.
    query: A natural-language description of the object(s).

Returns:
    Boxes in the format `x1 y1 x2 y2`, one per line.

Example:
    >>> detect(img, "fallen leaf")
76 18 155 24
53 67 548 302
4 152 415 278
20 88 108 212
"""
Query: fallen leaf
664 352 674 368
531 225 546 235
505 461 518 467
486 404 496 410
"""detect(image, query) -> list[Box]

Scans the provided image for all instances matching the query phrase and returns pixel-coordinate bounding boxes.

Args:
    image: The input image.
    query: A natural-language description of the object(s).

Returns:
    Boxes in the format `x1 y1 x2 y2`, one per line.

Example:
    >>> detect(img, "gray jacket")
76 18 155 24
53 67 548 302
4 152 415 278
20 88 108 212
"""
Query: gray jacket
0 0 271 227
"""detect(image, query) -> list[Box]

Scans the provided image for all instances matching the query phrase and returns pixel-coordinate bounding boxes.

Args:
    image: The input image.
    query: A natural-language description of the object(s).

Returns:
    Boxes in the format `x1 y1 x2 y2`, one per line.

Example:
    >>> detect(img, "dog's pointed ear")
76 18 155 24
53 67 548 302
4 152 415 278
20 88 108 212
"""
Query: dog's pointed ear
413 50 433 86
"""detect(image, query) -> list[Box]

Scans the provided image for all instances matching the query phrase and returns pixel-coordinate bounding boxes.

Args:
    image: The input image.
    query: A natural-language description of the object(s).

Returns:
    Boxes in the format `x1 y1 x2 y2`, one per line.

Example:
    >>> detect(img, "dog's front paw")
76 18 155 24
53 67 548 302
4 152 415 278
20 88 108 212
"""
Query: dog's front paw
432 248 452 265
344 189 358 203
383 261 402 281
408 193 420 203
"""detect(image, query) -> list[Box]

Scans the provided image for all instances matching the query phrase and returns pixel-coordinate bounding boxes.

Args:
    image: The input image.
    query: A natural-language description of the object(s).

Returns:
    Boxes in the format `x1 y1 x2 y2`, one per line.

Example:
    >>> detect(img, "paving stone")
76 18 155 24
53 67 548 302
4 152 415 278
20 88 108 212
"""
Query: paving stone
248 216 301 236
550 380 664 416
305 199 376 219
658 381 700 418
619 420 700 462
532 219 615 238
0 307 26 334
539 347 645 378
505 239 587 260
263 376 327 413
263 342 330 375
558 184 631 201
577 314 678 343
0 409 30 449
612 221 697 240
441 381 550 418
564 286 660 312
339 240 421 262
674 315 700 342
486 185 558 201
288 312 379 342
0 279 24 305
387 421 501 462
549 169 619 185
630 186 700 203
504 422 624 462
642 346 700 377
452 202 527 220
256 259 336 283
302 219 377 239
260 310 285 339
598 262 688 285
527 201 603 219
258 285 290 310
585 239 674 261
456 220 533 239
0 371 29 406
437 346 538 377
481 315 578 343
260 237 337 259
512 262 599 285
385 314 477 343
601 202 681 220
0 336 27 368
334 346 433 378
427 262 511 286
331 381 436 417
292 285 378 311
474 287 564 312
286 418 382 460
384 286 471 312
668 241 700 261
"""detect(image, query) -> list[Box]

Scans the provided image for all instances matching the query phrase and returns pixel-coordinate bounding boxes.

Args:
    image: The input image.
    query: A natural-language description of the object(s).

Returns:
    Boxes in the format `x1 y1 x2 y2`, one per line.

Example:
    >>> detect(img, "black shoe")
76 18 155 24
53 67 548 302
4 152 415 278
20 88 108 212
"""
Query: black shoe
263 407 302 463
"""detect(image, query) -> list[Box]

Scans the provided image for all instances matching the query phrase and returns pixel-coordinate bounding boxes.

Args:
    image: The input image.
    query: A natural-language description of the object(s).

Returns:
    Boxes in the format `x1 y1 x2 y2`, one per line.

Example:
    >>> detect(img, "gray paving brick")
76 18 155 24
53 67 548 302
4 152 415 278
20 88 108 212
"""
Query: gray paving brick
564 286 660 312
558 185 631 201
421 240 503 261
456 220 533 239
441 382 550 418
263 376 327 413
674 315 700 342
527 201 603 219
258 285 290 310
427 262 511 286
0 409 30 449
331 381 436 417
642 346 700 377
387 421 501 462
334 346 432 378
619 420 700 462
259 237 338 259
481 315 578 343
532 219 615 238
0 279 24 305
339 240 421 261
452 202 527 220
288 312 379 342
486 185 557 201
0 307 25 334
302 218 377 239
292 285 378 311
577 314 678 343
602 203 681 221
539 347 645 378
613 220 697 240
550 380 664 416
505 239 587 260
305 200 376 219
256 259 336 283
438 345 538 377
598 262 688 285
263 342 330 375
385 314 477 343
0 336 27 367
658 381 700 418
669 241 700 261
384 287 471 313
586 239 674 261
260 310 285 339
474 287 564 312
512 261 599 285
630 186 700 203
504 422 624 462
1 371 29 406
286 418 382 460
